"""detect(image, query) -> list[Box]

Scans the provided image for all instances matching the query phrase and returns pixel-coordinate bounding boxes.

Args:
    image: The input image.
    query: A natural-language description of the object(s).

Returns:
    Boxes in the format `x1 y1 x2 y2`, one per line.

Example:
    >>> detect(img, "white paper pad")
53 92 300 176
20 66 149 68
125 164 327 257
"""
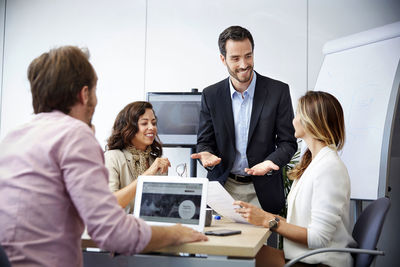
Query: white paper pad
207 181 249 224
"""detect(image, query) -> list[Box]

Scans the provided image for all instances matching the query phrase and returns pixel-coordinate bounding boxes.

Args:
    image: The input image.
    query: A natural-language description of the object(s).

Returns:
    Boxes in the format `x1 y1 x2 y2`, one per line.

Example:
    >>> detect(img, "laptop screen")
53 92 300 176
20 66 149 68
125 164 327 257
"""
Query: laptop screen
134 176 208 232
139 182 202 225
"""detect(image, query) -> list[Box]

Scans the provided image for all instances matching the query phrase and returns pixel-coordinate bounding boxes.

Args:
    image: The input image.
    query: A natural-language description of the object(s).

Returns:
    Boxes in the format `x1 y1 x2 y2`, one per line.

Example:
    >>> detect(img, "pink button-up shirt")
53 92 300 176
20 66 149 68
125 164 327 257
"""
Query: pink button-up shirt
0 111 151 267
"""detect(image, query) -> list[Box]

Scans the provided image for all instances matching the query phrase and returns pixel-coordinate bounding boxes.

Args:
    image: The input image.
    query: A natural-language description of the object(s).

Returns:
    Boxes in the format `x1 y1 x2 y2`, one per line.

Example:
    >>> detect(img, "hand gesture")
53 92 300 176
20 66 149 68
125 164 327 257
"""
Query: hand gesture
191 151 221 168
244 160 279 176
233 201 273 227
145 157 171 175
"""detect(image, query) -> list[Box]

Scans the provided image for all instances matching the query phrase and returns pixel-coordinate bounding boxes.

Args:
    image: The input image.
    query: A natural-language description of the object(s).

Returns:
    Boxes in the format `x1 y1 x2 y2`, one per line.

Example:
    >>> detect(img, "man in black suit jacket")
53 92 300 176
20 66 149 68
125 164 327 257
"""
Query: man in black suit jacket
191 26 297 214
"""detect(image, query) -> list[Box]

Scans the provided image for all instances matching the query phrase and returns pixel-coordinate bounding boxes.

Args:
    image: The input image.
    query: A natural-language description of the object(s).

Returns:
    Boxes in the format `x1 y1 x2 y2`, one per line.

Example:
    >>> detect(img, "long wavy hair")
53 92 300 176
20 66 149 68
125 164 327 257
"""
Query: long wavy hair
288 91 345 180
106 101 162 157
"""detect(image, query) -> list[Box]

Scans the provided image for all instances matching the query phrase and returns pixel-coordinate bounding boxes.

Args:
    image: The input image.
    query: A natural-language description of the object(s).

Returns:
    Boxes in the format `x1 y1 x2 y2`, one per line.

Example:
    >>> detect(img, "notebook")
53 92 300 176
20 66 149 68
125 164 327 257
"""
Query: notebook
133 176 208 232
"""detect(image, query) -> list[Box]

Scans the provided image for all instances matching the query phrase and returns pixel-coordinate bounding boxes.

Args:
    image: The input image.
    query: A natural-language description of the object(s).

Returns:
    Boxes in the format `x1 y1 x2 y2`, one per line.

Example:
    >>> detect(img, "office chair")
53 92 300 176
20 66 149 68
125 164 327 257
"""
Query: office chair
0 244 11 267
285 197 391 267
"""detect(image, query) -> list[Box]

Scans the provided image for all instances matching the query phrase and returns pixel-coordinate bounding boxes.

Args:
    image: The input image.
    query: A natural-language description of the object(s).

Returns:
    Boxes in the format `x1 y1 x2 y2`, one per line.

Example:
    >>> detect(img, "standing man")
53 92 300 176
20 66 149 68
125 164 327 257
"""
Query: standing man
192 26 297 215
0 46 206 267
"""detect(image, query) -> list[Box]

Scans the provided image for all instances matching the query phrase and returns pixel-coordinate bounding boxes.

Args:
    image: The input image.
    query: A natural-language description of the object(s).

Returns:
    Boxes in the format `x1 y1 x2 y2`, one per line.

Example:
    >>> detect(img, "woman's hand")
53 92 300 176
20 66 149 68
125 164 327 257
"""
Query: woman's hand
233 200 274 228
145 157 171 175
235 202 308 245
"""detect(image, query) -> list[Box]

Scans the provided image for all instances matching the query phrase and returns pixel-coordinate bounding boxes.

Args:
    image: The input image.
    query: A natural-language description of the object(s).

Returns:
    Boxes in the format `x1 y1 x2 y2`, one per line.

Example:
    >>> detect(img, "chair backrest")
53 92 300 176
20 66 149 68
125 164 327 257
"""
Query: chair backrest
352 197 390 267
0 244 11 267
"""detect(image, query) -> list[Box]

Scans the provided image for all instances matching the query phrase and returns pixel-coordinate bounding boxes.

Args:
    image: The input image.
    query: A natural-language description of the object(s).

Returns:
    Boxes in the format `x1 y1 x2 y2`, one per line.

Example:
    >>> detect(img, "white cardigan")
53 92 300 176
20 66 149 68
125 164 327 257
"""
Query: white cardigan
284 146 356 267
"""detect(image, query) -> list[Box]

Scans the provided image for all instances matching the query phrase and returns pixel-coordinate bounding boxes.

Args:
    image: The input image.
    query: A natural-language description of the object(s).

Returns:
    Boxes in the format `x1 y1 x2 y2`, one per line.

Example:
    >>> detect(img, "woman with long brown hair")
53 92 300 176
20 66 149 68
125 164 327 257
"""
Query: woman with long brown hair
105 101 170 213
234 91 355 267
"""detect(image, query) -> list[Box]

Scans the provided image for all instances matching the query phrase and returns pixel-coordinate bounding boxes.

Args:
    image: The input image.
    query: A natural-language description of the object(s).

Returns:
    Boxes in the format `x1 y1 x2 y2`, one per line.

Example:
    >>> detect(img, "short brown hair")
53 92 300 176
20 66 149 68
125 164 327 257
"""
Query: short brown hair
218 26 254 57
28 46 97 114
106 101 162 157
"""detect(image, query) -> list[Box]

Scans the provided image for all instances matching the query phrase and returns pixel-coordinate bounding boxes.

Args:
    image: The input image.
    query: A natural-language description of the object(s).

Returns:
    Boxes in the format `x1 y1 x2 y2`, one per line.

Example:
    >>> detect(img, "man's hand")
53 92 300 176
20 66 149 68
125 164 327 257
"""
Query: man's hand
244 160 279 176
169 224 208 245
191 151 221 168
142 224 208 253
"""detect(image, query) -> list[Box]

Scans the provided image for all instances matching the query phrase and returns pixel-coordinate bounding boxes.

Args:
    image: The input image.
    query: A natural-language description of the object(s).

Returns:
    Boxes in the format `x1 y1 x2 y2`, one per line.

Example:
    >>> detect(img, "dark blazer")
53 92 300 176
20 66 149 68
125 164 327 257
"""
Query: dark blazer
197 72 297 213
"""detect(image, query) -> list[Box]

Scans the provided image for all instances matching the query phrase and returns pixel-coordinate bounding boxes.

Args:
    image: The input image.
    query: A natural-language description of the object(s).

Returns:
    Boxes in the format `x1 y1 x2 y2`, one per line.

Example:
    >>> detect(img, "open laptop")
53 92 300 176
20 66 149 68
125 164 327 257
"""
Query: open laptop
133 176 208 232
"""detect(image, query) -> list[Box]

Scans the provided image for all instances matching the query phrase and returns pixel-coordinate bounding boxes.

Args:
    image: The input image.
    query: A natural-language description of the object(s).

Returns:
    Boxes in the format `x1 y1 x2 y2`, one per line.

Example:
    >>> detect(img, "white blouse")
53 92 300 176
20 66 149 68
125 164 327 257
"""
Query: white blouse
284 146 356 267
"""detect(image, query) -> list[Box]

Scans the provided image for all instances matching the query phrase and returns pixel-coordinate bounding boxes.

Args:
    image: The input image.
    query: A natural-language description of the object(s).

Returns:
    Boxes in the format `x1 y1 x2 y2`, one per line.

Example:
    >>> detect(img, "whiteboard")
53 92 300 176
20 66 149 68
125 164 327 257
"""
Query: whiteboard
314 21 400 200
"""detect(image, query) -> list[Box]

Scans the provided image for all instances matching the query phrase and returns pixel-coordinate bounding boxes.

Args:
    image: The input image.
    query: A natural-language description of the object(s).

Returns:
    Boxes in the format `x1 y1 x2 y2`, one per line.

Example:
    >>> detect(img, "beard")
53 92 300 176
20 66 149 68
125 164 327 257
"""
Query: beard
85 95 96 127
226 64 254 84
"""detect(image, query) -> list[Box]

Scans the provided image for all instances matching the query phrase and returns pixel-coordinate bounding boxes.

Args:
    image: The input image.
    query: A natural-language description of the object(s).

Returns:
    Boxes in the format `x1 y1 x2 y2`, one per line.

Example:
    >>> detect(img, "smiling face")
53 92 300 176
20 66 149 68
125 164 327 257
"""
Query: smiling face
131 108 157 151
221 38 254 90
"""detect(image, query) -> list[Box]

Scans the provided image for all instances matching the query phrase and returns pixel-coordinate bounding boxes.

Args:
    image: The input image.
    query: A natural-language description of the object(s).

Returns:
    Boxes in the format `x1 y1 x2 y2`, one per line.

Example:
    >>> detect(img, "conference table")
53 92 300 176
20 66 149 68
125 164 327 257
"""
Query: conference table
82 218 271 267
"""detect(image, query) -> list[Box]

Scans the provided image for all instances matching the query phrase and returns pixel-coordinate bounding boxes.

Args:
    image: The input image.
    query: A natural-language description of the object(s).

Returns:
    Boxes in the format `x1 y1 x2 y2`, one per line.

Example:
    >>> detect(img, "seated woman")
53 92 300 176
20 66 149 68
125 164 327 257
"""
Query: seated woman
235 91 355 267
105 101 170 213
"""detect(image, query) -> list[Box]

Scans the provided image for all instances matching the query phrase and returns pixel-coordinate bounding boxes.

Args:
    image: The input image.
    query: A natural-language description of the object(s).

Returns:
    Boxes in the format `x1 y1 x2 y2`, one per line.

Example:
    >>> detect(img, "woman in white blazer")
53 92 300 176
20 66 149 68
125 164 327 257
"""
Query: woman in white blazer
105 101 170 213
235 91 355 267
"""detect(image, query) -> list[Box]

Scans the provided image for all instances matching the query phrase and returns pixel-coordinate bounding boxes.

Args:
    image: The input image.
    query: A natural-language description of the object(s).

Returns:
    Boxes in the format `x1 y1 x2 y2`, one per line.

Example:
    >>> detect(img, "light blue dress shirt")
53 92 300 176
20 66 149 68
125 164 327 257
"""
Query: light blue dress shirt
229 72 257 176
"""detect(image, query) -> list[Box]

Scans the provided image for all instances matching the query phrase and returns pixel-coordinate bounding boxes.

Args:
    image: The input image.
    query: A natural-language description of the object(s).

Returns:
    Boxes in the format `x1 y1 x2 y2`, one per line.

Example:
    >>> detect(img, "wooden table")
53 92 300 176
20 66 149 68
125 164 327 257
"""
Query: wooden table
156 219 270 258
82 218 271 267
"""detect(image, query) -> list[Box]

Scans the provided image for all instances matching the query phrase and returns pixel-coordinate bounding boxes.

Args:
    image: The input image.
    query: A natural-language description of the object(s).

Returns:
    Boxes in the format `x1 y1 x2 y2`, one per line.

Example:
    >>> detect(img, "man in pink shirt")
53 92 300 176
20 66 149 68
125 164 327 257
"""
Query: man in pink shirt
0 46 207 267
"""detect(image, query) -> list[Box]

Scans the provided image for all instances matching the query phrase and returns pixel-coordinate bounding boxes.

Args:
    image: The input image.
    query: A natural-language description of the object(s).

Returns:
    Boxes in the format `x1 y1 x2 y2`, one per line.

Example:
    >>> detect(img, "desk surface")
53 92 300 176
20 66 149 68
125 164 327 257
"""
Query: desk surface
82 219 270 258
157 219 270 258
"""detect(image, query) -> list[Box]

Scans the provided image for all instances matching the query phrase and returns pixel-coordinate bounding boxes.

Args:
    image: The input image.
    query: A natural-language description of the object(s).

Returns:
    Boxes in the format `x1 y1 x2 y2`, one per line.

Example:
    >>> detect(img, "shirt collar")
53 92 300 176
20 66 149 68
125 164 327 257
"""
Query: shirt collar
230 71 257 99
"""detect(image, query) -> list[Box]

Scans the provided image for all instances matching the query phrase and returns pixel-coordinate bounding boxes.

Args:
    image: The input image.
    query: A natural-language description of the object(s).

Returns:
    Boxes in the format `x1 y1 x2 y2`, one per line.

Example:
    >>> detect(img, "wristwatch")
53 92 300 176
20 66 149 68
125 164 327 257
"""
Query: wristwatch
268 217 280 231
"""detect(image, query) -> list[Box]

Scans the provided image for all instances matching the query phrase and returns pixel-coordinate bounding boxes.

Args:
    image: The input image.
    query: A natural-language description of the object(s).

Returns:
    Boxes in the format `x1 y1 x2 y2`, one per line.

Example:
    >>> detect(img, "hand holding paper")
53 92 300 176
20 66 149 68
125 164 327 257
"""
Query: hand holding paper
207 181 249 224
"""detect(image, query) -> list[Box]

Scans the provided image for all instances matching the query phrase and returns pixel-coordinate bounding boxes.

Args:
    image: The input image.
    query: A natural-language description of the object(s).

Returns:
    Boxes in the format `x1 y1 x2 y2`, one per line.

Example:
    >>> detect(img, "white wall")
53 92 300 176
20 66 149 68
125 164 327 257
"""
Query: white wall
0 0 147 150
145 0 307 103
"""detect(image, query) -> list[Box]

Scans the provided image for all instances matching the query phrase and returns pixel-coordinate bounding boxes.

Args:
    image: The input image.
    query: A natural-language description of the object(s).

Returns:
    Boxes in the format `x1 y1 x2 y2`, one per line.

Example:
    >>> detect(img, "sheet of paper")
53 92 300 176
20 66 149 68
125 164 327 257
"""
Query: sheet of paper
207 181 249 224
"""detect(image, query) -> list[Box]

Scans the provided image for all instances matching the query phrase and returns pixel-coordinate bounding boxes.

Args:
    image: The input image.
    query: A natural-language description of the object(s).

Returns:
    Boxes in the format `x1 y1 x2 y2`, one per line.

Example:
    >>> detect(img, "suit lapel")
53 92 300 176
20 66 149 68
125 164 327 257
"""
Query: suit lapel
220 78 235 143
248 74 268 145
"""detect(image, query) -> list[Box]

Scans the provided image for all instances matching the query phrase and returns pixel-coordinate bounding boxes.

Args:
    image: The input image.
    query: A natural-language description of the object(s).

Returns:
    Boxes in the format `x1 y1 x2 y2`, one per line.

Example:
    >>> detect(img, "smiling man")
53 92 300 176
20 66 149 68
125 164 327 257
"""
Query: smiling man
192 26 297 220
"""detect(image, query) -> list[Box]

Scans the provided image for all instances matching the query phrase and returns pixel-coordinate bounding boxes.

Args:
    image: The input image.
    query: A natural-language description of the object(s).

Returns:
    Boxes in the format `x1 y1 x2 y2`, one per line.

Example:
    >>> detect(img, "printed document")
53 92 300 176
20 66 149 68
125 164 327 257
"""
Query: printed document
207 181 249 224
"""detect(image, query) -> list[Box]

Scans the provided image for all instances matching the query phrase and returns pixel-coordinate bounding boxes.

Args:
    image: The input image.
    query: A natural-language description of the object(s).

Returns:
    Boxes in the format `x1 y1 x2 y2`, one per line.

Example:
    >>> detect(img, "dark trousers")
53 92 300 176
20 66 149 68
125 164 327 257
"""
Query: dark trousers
267 231 278 248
